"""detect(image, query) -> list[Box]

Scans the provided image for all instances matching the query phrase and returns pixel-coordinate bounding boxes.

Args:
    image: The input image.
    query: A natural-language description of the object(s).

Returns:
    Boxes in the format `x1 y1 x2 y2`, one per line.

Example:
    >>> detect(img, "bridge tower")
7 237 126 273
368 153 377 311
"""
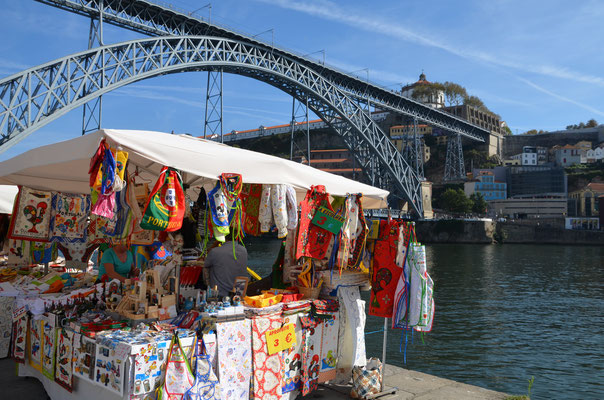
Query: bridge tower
81 0 104 135
400 117 424 180
204 70 223 142
289 97 311 164
444 133 465 181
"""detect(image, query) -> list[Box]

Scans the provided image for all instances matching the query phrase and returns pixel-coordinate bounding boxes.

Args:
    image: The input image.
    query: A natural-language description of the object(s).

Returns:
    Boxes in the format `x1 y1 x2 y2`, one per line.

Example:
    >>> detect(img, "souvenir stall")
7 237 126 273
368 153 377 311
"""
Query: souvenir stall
0 185 19 358
0 129 435 400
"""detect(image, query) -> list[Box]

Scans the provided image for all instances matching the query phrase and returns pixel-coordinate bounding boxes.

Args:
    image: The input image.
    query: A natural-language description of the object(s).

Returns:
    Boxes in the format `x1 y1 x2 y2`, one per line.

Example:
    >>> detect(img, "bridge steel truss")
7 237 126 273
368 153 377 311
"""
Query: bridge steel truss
0 36 424 213
33 0 488 142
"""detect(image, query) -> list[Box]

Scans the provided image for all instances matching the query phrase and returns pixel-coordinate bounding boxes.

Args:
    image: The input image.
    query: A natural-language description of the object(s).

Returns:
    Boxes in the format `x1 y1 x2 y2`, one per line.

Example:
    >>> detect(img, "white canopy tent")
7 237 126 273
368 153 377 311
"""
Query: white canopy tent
0 185 18 214
0 129 388 208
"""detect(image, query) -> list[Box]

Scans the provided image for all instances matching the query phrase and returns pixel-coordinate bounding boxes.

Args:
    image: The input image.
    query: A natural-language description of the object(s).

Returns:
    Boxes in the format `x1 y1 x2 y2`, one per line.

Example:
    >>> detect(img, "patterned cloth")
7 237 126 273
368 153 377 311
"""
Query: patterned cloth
216 319 252 399
318 310 339 382
55 328 75 392
369 219 403 318
285 186 298 231
300 316 322 395
280 311 306 398
241 184 262 236
296 185 334 260
335 286 367 384
350 358 382 399
12 311 28 363
41 314 57 380
8 187 53 242
251 313 283 400
0 297 14 358
49 192 90 243
29 317 43 372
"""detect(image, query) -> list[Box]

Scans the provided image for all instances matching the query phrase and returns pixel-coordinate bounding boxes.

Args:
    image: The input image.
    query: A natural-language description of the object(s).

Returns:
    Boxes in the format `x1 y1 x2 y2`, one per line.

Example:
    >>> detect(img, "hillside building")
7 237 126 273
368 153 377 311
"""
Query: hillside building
400 73 444 109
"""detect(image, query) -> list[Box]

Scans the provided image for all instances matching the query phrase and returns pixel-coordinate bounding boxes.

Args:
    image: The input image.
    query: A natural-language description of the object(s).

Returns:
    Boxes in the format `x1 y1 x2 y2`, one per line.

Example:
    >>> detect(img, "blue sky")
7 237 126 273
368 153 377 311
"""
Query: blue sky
1 0 604 161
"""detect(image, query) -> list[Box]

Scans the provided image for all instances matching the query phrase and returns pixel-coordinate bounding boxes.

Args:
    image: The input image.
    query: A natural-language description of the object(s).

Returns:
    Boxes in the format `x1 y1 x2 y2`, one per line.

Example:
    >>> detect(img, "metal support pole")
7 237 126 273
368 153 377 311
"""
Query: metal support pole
81 0 104 136
204 69 223 141
381 317 387 390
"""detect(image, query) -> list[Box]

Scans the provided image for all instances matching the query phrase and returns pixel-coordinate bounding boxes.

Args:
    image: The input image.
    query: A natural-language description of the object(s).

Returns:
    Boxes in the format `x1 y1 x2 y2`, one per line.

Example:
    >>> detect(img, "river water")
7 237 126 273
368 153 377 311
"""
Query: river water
245 239 604 399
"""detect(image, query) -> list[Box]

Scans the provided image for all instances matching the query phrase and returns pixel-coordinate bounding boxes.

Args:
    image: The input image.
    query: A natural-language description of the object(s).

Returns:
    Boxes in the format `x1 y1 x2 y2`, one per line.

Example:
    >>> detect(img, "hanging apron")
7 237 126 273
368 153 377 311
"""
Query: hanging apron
158 335 195 400
335 286 367 384
296 185 334 260
369 219 403 318
183 338 220 400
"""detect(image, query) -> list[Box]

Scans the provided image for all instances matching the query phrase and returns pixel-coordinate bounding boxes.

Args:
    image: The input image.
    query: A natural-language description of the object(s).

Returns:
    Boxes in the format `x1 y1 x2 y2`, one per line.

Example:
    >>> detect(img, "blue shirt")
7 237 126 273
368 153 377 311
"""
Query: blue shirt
99 248 133 279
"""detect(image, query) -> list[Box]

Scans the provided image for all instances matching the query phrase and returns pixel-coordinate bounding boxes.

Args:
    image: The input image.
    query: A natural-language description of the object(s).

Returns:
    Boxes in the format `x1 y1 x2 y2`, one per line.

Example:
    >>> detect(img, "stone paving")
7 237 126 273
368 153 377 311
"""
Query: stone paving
1 357 507 400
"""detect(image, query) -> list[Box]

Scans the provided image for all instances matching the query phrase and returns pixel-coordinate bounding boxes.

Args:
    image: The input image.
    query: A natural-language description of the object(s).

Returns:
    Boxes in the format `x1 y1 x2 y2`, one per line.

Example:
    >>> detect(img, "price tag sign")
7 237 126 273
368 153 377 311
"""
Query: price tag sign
311 207 345 234
266 323 296 355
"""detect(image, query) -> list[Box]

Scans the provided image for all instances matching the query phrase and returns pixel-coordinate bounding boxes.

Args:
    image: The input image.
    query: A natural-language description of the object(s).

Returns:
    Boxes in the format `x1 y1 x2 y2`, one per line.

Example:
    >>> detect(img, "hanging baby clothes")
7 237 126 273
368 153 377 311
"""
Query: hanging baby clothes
251 313 284 400
216 319 252 399
285 186 298 231
369 219 402 318
49 192 90 243
240 183 262 236
259 184 273 233
296 185 335 260
8 186 53 242
392 223 413 329
335 286 367 384
271 184 288 238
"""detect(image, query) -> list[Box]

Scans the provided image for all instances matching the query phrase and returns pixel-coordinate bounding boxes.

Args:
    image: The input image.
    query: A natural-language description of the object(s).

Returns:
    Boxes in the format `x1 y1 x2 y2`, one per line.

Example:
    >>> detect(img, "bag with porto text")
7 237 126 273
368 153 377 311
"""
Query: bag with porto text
141 167 185 231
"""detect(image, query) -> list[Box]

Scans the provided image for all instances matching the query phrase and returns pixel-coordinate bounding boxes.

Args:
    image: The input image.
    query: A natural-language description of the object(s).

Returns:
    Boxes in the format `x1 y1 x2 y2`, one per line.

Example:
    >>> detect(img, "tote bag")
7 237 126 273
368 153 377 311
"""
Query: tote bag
141 167 185 232
183 338 220 400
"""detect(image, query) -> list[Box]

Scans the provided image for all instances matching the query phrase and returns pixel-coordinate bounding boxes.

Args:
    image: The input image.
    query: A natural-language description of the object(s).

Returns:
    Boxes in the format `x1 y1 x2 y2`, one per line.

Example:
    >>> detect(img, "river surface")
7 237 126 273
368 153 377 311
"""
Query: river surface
245 239 604 399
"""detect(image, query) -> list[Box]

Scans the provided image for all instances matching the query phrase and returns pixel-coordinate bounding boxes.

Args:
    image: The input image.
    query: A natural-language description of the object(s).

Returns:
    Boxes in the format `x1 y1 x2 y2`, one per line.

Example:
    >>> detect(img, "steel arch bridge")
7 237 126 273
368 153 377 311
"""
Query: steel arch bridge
0 35 426 211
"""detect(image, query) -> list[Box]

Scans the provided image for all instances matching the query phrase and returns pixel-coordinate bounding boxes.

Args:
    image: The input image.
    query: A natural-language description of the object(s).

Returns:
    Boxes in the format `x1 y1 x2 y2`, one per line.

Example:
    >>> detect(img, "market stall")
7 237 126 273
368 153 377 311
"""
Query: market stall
0 128 434 400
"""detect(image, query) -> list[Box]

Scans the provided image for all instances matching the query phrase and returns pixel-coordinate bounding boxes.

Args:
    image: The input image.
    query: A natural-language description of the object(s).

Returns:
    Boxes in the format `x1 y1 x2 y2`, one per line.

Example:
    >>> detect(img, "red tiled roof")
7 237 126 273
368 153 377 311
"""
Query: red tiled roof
587 182 604 192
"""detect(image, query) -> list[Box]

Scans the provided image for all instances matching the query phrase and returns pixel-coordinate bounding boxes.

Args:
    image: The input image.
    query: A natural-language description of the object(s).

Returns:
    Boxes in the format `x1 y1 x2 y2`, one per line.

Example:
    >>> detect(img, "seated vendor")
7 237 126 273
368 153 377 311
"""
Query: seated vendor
204 234 248 297
98 241 140 283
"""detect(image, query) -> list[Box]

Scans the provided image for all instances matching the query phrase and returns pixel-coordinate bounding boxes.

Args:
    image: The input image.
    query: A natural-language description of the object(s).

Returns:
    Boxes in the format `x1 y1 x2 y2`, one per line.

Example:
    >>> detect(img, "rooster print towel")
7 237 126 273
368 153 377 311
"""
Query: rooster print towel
8 187 53 242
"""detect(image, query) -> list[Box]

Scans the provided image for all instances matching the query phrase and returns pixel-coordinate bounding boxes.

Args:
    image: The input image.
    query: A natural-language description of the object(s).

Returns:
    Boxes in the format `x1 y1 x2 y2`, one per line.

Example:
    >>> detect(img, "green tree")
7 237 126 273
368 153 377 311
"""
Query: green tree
411 82 444 102
503 125 512 135
463 95 486 109
442 81 468 106
439 188 473 213
470 192 488 215
586 119 598 128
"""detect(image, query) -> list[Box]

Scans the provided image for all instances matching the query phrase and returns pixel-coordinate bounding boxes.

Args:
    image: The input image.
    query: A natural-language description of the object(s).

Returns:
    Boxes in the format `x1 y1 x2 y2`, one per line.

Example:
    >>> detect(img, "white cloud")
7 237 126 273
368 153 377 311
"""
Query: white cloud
259 0 604 88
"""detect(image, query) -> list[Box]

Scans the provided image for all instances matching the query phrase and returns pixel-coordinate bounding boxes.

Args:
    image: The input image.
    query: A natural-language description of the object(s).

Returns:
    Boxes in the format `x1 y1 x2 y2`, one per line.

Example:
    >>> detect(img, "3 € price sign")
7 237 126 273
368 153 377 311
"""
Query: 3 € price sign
266 323 296 355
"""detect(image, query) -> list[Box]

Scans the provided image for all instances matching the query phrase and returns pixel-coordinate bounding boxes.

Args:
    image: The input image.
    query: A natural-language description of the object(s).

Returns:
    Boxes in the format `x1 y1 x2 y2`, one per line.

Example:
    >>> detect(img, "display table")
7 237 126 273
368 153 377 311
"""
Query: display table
18 362 125 400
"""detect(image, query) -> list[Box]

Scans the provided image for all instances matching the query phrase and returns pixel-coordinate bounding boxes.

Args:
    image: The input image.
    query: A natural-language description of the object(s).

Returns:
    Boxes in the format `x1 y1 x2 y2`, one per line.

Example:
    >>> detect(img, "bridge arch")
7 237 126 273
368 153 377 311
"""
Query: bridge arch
0 35 422 213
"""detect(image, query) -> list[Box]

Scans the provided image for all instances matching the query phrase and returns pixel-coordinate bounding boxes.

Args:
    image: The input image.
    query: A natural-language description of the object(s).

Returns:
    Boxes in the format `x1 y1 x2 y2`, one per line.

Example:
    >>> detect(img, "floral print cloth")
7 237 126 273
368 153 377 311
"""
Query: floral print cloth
300 316 322 396
318 310 339 382
216 319 252 399
259 184 290 238
8 187 53 242
241 183 262 236
296 185 334 260
251 313 284 400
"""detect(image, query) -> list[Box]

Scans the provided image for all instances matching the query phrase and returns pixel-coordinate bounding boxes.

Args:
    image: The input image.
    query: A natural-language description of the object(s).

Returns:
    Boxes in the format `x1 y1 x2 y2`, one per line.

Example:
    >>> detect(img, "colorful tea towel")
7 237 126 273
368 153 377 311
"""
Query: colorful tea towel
216 319 252 399
251 313 284 400
8 187 53 242
29 241 57 265
318 309 339 382
335 286 367 384
300 316 322 395
280 311 306 398
184 338 220 400
49 192 90 243
11 310 28 363
29 316 43 371
6 239 30 266
41 314 57 379
55 328 75 392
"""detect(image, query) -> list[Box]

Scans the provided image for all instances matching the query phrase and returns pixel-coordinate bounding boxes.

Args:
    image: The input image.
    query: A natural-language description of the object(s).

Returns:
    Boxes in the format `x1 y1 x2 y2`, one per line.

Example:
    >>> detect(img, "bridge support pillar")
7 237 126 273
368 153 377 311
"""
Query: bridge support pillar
289 96 310 163
204 69 223 142
444 133 465 181
81 0 104 136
